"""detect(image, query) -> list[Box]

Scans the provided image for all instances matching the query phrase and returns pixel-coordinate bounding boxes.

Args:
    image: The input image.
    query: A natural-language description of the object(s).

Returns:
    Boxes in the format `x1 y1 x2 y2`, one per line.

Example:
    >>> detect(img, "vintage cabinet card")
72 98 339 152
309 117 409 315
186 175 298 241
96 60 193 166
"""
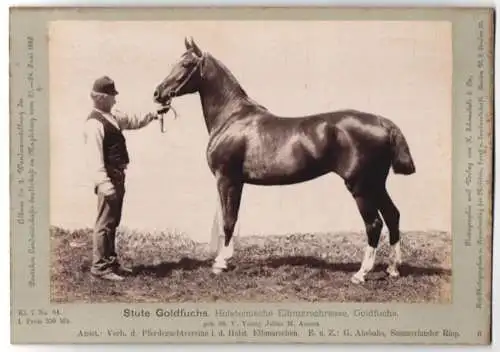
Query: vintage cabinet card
9 6 494 344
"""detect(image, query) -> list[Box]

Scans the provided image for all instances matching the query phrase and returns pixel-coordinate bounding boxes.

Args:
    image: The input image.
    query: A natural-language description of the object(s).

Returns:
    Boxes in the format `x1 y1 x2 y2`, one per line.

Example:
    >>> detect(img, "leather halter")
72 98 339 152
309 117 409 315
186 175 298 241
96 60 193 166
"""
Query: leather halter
167 53 204 100
157 53 204 133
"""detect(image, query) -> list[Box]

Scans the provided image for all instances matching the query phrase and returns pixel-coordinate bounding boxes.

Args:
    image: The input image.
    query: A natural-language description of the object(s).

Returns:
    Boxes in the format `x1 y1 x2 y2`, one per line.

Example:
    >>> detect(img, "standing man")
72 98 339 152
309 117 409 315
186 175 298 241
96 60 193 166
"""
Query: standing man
84 75 165 281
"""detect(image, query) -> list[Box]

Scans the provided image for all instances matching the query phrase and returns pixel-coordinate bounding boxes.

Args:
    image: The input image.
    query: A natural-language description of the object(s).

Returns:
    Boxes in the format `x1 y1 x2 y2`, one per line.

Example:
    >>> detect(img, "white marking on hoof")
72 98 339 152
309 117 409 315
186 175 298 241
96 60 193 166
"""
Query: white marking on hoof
212 267 223 275
351 245 377 284
386 266 400 278
351 273 365 284
386 266 399 277
212 257 227 275
386 241 402 278
393 242 402 264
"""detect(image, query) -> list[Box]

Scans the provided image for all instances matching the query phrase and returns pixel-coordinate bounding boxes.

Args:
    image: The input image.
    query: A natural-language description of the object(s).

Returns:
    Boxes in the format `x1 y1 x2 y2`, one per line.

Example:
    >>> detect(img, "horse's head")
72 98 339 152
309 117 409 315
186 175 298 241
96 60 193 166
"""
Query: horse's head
153 37 205 107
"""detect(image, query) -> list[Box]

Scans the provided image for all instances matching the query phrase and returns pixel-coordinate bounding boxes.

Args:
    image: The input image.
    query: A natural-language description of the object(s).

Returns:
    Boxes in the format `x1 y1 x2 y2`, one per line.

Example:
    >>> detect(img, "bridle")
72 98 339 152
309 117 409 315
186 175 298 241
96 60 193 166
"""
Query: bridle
166 52 205 101
157 52 205 133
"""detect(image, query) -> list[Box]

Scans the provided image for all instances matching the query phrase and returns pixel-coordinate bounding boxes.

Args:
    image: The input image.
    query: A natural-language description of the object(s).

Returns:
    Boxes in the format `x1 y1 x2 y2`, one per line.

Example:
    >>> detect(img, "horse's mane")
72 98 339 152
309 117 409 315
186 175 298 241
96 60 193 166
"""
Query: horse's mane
206 53 268 112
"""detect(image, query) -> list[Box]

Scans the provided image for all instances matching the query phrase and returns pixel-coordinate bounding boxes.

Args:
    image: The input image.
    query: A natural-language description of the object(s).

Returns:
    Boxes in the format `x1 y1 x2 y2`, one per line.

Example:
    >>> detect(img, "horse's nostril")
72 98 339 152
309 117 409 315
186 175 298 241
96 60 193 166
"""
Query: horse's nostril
154 89 159 98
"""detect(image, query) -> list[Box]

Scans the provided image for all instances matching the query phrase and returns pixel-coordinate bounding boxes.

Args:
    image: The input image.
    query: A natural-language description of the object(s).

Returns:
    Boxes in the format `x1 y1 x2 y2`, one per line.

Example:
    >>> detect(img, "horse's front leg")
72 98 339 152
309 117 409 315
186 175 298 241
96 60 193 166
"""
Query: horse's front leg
210 195 240 263
212 174 243 274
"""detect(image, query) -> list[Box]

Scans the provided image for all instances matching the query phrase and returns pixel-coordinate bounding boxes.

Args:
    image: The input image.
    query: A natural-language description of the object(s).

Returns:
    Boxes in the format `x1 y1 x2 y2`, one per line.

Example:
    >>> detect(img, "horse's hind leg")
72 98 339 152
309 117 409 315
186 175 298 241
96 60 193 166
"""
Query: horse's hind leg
349 187 384 284
378 188 402 277
212 174 243 274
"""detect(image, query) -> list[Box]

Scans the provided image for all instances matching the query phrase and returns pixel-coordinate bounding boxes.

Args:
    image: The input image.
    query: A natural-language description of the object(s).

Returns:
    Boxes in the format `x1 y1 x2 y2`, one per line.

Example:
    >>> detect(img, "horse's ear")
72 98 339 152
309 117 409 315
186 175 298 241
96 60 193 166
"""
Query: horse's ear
184 37 192 50
190 37 203 57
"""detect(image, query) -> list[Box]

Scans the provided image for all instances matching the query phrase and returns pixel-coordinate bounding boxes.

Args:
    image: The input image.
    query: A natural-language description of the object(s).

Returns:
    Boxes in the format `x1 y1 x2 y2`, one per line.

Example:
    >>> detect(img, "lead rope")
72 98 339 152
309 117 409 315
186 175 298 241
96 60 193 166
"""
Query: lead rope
157 104 178 133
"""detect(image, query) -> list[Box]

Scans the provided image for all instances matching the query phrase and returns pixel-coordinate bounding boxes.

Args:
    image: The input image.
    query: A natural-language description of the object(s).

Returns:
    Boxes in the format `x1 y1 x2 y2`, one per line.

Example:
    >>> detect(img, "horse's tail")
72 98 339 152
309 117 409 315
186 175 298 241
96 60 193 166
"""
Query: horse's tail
380 117 416 175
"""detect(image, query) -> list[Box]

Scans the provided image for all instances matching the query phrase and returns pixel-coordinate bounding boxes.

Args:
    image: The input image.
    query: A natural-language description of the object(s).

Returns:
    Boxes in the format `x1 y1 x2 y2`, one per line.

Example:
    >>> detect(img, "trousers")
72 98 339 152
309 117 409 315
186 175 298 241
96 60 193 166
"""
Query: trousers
91 168 126 275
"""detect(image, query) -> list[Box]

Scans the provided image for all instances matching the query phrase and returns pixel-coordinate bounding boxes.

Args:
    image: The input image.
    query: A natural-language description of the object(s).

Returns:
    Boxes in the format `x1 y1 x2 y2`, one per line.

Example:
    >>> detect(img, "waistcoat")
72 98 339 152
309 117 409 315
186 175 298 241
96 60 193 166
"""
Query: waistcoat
87 110 130 169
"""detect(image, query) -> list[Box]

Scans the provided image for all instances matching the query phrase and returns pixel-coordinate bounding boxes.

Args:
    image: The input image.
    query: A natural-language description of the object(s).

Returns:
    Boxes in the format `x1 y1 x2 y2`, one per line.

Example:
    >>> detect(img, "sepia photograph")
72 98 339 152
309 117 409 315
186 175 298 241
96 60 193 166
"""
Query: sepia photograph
48 19 453 304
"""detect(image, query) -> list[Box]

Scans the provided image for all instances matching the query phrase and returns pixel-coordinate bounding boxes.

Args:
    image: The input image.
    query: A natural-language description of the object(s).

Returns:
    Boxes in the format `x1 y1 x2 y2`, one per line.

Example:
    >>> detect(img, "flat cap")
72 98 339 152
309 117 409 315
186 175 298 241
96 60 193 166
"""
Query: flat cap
92 76 119 96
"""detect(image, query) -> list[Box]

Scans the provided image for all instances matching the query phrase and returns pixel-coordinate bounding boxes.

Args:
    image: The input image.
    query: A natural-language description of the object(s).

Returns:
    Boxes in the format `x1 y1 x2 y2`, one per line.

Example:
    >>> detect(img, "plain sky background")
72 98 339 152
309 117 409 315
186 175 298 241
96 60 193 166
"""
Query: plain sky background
48 20 452 241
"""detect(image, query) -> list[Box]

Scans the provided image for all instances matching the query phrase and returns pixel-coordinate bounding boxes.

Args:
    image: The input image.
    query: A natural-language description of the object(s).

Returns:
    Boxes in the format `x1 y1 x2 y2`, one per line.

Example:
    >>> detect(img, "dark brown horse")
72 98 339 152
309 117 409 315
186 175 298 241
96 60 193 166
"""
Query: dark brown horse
153 37 416 284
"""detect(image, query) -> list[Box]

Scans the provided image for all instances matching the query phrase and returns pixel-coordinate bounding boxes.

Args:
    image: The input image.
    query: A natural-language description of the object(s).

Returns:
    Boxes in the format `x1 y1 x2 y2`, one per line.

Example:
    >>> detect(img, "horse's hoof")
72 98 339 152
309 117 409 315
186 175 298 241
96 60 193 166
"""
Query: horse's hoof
212 267 223 275
351 274 365 284
386 268 400 278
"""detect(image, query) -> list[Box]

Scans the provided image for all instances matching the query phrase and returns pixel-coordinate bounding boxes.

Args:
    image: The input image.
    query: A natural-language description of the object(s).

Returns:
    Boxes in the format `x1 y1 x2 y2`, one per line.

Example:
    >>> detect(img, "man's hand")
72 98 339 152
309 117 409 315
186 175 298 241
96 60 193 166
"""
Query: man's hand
97 182 117 201
144 107 169 121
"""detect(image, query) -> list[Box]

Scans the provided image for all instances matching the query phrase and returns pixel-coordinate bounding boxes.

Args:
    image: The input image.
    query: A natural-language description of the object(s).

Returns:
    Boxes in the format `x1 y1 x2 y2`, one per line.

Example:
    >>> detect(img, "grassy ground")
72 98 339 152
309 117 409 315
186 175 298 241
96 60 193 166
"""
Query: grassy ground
50 226 452 303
